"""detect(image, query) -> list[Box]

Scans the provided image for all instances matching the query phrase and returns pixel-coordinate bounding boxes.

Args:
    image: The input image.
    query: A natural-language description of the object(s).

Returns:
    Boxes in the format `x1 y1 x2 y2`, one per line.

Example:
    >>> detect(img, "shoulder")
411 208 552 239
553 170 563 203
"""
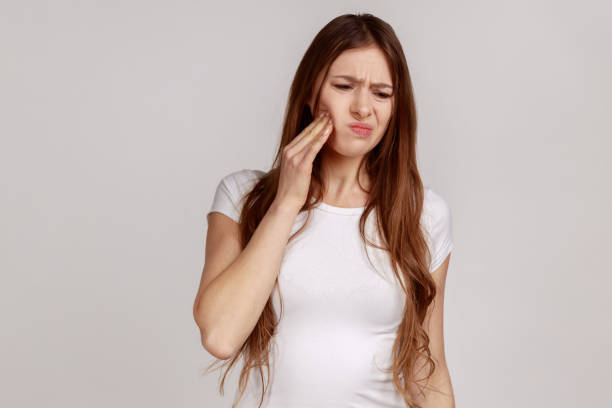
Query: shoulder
218 168 266 196
422 185 454 272
422 186 452 226
209 168 267 223
220 168 266 184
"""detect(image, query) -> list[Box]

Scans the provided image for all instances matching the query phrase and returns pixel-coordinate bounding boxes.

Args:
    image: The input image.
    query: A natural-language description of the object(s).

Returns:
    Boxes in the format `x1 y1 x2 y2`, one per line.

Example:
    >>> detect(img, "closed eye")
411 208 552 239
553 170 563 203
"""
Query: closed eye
333 84 391 99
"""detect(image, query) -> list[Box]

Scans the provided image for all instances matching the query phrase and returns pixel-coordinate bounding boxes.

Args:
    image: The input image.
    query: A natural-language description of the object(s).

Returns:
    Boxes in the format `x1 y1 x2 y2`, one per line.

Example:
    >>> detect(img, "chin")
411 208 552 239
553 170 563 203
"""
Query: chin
327 133 373 157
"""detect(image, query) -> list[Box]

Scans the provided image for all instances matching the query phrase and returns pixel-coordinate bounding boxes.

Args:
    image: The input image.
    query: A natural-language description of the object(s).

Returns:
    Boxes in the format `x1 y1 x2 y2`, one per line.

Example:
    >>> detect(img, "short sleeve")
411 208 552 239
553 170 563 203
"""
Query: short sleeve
208 168 265 223
422 188 455 273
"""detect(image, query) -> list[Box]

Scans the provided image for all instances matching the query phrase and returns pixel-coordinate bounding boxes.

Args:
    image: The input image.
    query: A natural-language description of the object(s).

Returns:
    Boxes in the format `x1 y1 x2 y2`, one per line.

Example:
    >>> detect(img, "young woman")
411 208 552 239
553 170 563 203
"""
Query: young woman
193 13 456 408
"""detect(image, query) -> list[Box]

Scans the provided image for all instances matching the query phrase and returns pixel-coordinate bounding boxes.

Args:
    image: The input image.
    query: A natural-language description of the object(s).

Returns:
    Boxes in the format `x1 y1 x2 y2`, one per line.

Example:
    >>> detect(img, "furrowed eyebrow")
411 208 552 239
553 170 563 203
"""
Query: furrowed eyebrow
331 75 393 90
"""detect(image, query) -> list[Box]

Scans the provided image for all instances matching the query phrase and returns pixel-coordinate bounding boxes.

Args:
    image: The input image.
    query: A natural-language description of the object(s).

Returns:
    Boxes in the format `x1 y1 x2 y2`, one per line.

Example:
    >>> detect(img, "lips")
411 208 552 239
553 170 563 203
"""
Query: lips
349 124 372 137
348 121 373 130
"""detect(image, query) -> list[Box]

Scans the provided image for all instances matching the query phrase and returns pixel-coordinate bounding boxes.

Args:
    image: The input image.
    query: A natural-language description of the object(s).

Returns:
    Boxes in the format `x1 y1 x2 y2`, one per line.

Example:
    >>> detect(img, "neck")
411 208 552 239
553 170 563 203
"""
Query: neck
317 147 370 206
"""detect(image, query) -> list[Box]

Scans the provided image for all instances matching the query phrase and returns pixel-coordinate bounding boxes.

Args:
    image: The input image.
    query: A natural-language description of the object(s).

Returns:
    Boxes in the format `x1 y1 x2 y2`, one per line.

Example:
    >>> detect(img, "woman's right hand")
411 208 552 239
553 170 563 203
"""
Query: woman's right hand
274 111 334 211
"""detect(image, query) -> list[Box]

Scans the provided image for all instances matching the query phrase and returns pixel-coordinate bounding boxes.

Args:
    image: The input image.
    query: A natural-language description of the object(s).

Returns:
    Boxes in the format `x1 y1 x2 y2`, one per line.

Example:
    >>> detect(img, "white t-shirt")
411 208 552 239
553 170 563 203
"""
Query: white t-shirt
208 168 454 407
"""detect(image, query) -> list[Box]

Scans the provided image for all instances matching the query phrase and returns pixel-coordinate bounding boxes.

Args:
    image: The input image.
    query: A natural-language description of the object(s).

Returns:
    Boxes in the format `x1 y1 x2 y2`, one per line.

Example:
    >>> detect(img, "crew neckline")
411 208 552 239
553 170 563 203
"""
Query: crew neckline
313 201 366 215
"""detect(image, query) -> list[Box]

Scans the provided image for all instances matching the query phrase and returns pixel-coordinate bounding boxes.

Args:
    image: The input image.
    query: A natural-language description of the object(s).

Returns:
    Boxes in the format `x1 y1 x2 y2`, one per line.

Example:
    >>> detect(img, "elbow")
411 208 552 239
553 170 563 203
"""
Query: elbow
201 331 237 360
193 302 237 360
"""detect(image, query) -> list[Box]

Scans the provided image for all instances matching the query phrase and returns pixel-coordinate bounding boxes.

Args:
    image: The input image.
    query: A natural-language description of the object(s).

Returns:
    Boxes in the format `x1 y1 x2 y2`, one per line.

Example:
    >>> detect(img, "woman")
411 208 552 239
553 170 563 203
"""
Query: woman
193 13 456 408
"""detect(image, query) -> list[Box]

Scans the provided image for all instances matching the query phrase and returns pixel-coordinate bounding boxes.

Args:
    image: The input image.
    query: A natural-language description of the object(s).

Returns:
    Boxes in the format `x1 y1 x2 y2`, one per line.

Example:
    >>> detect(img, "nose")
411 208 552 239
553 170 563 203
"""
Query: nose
350 87 372 119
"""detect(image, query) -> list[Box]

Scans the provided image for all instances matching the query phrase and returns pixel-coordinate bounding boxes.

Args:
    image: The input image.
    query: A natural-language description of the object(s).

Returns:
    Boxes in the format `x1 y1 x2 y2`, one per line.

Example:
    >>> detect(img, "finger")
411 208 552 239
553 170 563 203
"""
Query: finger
288 115 331 155
284 113 328 151
297 121 333 163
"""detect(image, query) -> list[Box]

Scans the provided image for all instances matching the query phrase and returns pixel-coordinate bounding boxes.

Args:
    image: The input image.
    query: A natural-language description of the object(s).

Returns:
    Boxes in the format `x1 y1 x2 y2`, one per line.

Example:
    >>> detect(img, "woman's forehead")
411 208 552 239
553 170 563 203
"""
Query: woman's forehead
328 48 392 84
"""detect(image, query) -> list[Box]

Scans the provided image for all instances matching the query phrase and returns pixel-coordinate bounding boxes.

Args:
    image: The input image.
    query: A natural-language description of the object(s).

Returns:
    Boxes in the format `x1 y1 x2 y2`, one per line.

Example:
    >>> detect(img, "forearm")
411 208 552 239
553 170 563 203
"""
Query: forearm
409 364 455 408
425 366 455 408
197 200 300 358
424 365 455 408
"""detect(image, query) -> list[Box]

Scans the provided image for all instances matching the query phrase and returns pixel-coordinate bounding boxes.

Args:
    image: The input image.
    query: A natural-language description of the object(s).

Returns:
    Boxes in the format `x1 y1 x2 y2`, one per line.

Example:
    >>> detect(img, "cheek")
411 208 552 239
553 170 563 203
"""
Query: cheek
318 89 347 115
318 98 337 117
373 118 391 144
371 132 385 147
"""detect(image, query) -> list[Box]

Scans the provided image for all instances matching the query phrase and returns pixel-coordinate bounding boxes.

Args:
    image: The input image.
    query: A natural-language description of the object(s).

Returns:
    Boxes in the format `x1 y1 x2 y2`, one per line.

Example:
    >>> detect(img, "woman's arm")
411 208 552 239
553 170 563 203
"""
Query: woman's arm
410 253 456 408
193 201 300 360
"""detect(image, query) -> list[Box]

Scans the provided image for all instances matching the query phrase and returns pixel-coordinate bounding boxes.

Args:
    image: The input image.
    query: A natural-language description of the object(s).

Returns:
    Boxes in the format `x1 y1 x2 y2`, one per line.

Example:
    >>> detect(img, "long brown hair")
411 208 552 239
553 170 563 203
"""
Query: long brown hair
203 13 443 408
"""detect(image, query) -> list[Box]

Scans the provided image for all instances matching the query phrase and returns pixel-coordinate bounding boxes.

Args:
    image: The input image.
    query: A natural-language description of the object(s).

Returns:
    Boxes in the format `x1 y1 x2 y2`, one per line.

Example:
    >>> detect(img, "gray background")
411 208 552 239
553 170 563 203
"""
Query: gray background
1 1 611 407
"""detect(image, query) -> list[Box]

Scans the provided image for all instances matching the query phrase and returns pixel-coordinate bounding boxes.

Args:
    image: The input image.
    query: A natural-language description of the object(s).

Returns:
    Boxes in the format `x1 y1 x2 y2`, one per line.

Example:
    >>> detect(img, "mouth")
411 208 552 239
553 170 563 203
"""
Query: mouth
348 125 372 137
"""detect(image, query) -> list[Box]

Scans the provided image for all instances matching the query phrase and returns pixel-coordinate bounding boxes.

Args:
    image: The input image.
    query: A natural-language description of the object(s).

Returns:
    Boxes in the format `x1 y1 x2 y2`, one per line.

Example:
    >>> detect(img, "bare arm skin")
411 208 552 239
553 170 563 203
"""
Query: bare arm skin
193 202 300 360
409 253 456 408
193 112 334 360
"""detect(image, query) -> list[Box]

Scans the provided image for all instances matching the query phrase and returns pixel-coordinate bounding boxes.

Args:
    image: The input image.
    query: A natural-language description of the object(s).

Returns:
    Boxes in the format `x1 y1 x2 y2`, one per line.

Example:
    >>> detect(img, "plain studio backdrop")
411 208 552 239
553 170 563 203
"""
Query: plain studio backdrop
1 1 610 407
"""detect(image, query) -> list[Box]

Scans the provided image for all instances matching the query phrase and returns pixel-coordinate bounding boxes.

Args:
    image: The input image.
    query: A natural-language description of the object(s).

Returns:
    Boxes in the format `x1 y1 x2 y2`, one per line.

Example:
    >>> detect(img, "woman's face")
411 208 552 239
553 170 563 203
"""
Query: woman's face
307 45 394 157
